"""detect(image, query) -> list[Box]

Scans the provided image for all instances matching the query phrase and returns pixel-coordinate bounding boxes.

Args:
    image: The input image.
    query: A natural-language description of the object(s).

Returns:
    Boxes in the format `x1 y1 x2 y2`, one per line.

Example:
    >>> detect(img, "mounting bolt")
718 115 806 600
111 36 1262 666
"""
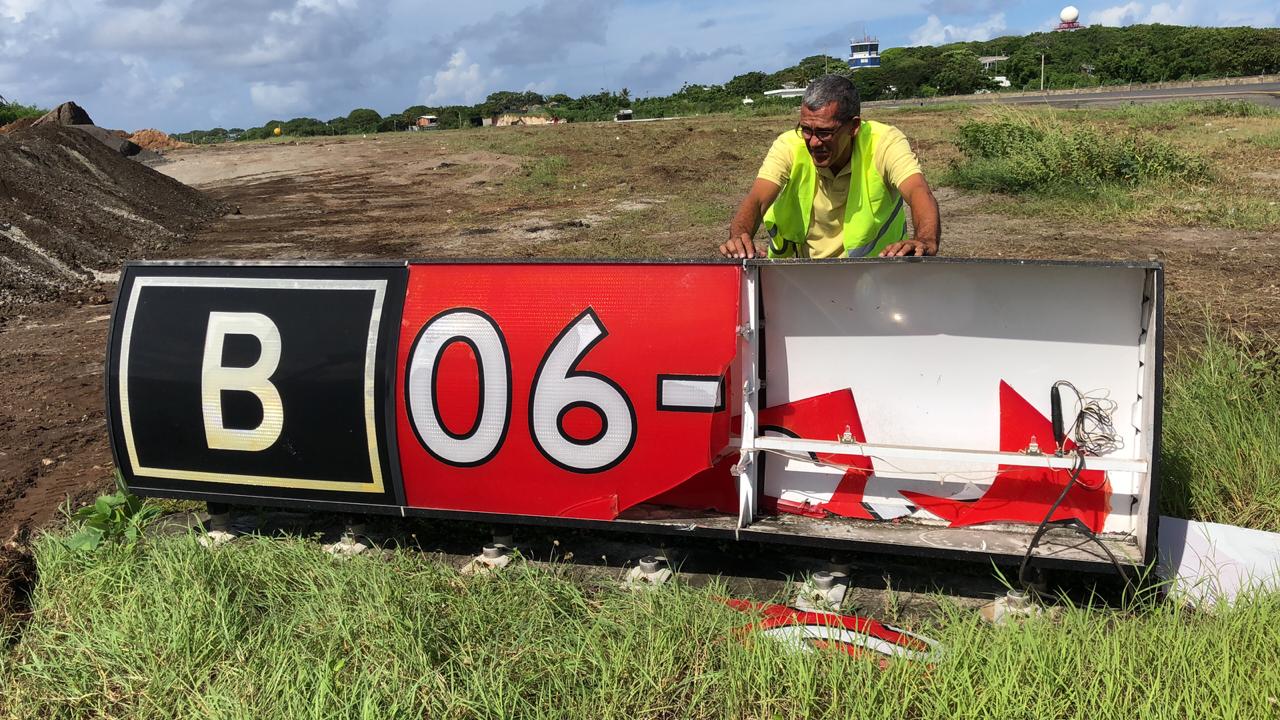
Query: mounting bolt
623 554 674 590
481 544 506 560
812 570 835 591
1005 589 1031 610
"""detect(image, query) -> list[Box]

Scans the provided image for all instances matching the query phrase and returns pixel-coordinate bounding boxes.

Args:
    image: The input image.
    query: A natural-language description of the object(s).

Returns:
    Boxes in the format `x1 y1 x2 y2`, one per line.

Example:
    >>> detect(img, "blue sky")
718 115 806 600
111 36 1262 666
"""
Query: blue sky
1 0 1275 132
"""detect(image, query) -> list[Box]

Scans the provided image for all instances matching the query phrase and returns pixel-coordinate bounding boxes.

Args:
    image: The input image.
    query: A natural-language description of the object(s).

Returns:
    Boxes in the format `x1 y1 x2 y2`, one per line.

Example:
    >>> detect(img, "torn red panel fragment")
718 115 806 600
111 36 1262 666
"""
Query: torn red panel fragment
722 598 941 664
651 389 876 519
904 381 1111 532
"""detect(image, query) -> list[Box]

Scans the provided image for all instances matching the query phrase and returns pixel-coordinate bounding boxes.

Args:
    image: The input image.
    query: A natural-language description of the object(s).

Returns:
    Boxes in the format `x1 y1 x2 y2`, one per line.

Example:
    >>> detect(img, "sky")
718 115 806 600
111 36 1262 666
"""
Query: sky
1 0 1276 132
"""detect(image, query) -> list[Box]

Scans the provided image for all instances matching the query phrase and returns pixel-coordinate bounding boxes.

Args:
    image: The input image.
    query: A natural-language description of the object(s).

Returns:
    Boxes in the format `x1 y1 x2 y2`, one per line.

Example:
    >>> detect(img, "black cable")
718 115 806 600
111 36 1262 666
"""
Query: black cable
1017 393 1136 600
1017 451 1084 588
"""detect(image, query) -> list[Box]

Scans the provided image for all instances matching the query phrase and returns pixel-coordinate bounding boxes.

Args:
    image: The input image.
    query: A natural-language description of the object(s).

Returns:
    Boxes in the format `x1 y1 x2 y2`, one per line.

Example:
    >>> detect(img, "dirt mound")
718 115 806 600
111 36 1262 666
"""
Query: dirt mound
31 101 93 127
21 102 154 159
129 128 190 151
0 117 37 135
74 125 145 158
0 123 225 312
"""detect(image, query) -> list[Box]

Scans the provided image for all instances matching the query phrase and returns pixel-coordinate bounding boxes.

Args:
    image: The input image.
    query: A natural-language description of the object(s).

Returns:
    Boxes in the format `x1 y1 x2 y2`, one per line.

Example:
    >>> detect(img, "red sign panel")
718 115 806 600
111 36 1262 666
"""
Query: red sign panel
396 264 741 519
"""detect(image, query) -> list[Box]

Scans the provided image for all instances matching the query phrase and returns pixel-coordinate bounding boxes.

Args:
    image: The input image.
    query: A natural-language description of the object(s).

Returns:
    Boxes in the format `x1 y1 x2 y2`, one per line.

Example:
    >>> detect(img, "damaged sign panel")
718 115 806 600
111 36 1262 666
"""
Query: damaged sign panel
106 258 1163 573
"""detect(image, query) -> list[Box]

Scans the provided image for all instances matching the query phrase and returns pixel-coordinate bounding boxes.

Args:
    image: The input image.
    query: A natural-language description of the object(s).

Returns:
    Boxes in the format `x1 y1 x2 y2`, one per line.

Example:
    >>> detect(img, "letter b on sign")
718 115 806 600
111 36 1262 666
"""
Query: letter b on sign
109 269 401 499
202 312 284 452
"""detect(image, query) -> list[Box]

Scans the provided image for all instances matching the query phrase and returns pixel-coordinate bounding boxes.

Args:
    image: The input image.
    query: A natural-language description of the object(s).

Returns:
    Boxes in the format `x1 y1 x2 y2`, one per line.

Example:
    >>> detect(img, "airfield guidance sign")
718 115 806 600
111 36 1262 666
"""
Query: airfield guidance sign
106 258 1163 572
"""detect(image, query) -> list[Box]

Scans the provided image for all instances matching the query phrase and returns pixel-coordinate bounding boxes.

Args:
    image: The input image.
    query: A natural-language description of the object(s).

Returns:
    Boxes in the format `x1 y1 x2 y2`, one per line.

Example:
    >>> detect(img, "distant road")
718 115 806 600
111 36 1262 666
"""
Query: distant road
876 82 1280 110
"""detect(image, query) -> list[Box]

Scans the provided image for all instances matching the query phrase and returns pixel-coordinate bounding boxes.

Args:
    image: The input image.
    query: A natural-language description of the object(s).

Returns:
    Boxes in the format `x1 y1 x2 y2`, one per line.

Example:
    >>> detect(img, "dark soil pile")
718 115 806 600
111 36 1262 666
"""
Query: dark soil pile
0 116 37 135
31 101 94 128
0 123 225 312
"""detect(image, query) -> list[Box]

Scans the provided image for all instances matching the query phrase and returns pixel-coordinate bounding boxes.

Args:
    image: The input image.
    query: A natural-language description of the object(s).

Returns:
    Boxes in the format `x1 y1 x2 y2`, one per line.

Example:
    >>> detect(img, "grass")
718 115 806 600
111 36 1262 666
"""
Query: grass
1250 130 1280 149
515 155 569 191
1162 327 1280 532
1091 99 1280 129
943 110 1212 194
934 104 1280 232
2 533 1279 720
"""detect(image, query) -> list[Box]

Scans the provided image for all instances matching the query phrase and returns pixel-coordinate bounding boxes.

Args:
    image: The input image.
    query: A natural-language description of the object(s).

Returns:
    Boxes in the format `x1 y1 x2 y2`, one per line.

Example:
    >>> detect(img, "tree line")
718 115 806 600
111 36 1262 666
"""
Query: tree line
170 23 1279 141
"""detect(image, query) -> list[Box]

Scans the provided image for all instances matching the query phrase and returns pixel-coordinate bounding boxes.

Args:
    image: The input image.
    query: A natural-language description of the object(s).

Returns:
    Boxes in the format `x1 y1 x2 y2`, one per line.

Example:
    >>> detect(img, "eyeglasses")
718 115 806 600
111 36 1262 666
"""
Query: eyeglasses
795 119 854 142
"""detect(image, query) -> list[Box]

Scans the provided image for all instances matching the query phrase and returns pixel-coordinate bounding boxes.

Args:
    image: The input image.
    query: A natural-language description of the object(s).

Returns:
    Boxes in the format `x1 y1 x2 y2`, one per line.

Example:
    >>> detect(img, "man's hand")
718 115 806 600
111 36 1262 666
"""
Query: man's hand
888 174 941 259
720 233 765 259
724 178 782 259
879 239 937 257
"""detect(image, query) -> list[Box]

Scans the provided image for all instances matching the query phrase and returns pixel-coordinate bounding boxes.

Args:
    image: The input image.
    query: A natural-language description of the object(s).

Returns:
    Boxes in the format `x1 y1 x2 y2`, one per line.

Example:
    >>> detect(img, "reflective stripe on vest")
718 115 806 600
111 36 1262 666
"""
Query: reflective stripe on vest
762 120 908 259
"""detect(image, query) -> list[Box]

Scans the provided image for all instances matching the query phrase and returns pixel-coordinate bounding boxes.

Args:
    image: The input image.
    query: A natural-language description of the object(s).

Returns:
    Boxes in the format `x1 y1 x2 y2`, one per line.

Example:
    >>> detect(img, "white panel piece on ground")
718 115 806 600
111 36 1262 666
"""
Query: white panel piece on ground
1158 515 1280 607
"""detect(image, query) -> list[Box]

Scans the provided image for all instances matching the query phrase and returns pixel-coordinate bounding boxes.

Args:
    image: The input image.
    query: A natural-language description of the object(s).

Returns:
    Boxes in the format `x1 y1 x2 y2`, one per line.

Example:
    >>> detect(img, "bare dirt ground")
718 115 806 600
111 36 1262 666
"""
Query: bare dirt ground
3 112 1278 543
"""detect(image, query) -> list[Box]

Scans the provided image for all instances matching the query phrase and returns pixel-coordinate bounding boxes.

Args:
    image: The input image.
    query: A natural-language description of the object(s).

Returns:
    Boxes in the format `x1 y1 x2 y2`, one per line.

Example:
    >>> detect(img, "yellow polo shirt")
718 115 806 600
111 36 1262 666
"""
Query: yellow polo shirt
757 124 923 258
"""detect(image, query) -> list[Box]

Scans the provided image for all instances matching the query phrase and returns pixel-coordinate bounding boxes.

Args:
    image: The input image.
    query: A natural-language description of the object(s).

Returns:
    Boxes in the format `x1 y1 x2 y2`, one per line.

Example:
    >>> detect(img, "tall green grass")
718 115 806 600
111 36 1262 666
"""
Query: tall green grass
1249 130 1280 149
1091 99 1280 128
1162 329 1280 532
514 154 569 191
2 534 1279 719
944 111 1211 194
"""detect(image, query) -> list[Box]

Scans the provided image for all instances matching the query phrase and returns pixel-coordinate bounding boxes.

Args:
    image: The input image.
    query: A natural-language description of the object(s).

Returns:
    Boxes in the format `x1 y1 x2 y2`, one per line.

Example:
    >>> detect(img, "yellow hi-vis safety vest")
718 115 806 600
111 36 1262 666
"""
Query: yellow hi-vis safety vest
763 120 908 259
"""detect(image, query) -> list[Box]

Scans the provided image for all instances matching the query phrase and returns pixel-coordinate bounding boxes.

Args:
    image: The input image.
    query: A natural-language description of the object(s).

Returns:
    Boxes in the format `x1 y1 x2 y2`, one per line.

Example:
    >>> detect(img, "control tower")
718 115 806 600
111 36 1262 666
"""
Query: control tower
847 36 881 70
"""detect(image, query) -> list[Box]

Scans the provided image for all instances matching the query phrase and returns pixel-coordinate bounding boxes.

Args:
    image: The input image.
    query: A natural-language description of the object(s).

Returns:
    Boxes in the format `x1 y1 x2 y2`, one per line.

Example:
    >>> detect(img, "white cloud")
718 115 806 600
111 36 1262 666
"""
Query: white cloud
447 0 620 66
249 81 311 115
0 0 40 23
1088 2 1145 25
909 12 1007 46
1088 0 1278 25
620 46 744 94
1147 1 1195 23
419 49 494 106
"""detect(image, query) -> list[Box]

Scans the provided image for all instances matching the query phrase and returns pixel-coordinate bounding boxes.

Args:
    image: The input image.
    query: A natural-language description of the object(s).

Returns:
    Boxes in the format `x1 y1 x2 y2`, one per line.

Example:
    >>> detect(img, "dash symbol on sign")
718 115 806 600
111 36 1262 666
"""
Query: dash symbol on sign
656 374 725 413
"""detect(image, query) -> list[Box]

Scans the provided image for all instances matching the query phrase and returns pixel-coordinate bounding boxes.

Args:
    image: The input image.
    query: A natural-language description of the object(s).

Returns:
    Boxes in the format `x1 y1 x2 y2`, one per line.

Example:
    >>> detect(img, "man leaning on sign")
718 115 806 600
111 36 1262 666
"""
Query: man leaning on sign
720 74 941 260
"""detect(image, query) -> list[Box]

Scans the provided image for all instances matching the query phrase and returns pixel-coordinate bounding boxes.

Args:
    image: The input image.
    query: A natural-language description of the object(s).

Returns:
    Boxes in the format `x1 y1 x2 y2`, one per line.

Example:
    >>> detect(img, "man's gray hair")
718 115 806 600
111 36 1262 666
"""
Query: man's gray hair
802 75 861 121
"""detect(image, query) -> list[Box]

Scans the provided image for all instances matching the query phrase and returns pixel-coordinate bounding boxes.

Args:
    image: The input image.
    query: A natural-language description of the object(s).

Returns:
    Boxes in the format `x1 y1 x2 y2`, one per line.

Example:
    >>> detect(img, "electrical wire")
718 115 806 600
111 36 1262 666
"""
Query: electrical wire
1052 381 1124 457
1019 383 1135 599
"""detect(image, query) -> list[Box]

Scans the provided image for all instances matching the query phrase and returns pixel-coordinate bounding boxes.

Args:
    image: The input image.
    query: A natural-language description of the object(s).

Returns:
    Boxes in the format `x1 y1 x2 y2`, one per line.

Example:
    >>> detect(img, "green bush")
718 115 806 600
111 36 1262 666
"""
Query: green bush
946 112 1211 193
0 99 45 126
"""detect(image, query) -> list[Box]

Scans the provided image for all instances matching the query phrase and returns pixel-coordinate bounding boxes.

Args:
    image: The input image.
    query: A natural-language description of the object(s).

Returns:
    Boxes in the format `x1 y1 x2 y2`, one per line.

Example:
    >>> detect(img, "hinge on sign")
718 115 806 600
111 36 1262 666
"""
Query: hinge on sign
735 325 754 340
743 379 764 395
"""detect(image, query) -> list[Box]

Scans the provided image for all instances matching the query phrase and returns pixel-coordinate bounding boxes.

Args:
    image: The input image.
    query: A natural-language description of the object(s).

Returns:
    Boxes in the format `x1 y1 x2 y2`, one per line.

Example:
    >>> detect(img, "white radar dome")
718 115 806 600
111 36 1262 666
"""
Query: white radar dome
1060 6 1079 22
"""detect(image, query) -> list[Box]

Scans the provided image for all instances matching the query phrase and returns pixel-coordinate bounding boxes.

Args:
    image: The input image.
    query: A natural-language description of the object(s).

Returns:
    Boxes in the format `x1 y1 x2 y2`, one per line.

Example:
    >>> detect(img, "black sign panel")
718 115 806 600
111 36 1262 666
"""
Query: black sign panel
106 264 407 506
